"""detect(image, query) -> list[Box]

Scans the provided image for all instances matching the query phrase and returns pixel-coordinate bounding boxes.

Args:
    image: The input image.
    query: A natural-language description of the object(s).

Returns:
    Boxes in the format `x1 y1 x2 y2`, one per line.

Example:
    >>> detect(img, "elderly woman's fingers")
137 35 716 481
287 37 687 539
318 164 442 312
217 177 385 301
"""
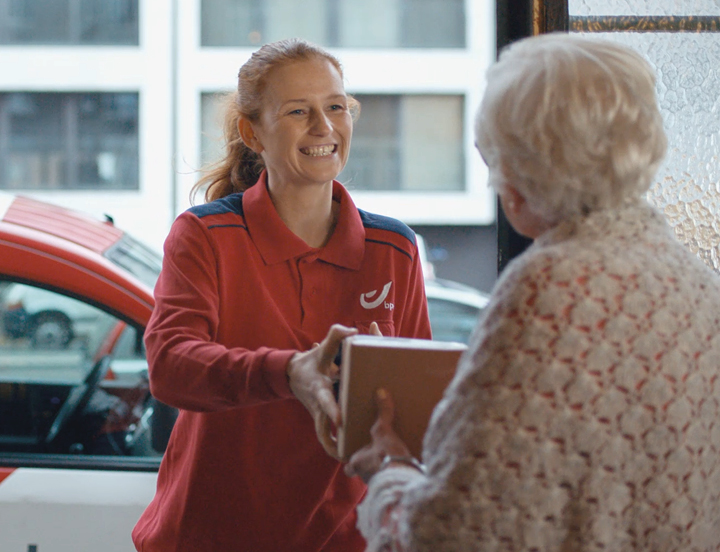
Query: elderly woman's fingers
368 321 383 336
369 388 396 442
344 445 384 481
344 388 414 481
375 388 394 424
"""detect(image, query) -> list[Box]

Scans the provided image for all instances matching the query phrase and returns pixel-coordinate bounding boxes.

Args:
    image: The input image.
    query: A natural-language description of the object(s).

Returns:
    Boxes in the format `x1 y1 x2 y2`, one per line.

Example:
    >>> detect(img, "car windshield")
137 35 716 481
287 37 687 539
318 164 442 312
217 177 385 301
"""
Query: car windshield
104 234 162 288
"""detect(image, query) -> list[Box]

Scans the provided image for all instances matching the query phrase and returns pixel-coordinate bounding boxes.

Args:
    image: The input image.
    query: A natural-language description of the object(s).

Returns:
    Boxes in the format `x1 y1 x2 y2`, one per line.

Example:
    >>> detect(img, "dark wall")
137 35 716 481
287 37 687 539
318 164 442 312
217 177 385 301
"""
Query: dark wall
411 224 498 294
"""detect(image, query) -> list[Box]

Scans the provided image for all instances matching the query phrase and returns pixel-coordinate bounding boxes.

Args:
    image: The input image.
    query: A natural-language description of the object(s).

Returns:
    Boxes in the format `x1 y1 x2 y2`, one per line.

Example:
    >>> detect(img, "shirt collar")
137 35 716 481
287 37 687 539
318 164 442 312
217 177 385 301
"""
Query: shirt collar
243 172 365 270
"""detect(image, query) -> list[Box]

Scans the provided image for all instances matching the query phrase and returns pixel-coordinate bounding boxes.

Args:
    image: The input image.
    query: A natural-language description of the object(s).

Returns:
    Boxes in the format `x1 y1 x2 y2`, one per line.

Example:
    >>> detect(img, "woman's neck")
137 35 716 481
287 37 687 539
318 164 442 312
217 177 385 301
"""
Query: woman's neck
267 180 338 248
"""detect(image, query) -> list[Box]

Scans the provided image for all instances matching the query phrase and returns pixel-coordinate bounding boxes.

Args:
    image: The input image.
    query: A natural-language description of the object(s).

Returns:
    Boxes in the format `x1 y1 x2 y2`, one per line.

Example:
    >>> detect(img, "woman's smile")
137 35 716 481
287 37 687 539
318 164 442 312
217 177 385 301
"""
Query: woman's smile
300 144 337 157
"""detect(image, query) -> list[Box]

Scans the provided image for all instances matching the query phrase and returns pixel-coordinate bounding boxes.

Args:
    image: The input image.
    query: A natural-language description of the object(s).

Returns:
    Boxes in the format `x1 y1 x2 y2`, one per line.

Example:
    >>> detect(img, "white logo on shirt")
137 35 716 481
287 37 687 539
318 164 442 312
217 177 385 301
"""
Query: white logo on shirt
360 281 393 310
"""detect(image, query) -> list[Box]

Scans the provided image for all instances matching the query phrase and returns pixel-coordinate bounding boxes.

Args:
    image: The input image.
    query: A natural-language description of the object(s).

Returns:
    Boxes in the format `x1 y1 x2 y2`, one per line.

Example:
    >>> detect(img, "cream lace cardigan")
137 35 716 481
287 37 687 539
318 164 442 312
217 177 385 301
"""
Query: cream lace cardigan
357 198 720 551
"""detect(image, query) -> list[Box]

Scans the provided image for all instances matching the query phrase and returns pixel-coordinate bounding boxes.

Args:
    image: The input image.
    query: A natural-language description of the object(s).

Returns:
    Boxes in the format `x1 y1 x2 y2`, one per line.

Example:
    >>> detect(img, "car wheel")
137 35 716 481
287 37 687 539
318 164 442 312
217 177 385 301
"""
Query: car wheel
29 311 74 349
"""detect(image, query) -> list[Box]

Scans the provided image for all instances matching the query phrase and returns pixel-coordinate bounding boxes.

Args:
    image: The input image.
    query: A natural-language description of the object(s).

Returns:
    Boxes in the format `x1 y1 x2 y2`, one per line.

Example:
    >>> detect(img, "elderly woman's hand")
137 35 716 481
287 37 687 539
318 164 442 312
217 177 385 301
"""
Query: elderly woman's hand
286 324 357 459
345 388 413 483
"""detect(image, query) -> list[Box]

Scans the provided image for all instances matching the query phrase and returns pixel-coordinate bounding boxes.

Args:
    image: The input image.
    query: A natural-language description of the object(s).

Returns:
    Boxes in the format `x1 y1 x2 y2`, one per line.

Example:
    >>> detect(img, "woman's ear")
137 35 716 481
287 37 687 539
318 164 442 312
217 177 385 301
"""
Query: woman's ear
238 117 264 154
502 185 553 239
503 185 525 216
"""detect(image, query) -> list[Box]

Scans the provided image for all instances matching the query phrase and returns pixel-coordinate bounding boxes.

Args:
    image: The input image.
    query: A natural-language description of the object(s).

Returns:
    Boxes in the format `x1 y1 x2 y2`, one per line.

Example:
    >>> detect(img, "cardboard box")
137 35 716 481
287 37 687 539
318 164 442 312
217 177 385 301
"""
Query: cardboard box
337 335 467 461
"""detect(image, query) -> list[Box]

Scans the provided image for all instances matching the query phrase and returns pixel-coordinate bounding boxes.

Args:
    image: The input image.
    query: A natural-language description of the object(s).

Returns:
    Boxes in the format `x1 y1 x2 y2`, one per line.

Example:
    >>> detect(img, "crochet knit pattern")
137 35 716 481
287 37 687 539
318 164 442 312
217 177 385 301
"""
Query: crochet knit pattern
358 198 720 552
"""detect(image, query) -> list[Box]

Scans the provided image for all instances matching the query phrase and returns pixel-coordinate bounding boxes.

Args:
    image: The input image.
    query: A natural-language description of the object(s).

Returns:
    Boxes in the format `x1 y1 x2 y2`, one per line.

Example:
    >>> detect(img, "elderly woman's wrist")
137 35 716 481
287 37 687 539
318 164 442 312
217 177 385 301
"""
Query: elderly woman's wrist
379 454 426 475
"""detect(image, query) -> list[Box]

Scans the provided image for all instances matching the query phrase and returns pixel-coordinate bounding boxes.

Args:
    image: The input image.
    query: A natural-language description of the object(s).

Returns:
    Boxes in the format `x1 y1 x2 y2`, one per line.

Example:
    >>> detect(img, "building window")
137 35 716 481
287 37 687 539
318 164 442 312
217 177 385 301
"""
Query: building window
201 0 465 48
0 0 139 45
200 92 465 192
341 94 465 192
0 92 139 191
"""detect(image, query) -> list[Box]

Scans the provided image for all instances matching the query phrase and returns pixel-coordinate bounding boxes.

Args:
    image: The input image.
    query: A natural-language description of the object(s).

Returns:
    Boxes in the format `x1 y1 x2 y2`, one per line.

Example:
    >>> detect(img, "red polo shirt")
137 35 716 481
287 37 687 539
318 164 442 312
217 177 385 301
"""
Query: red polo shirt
133 174 431 552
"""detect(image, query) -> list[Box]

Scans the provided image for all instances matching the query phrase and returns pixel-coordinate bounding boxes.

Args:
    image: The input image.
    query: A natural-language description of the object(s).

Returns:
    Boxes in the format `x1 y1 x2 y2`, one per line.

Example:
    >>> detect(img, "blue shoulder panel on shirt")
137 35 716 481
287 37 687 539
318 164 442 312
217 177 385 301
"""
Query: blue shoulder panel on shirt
359 209 415 245
186 193 244 218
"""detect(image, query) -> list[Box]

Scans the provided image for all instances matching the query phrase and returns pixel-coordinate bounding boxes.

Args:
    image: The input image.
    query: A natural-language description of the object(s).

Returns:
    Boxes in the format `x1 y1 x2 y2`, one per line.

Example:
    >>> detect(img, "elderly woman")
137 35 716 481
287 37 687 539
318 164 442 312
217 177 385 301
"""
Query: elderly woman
133 39 431 552
346 33 720 551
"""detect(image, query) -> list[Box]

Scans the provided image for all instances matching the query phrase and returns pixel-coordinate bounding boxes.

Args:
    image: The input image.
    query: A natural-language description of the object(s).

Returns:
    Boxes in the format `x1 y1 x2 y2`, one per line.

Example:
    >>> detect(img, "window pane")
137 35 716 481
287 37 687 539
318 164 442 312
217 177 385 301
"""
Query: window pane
263 0 329 45
400 95 464 191
337 0 401 47
0 0 139 45
340 94 465 192
623 32 720 272
341 95 401 191
200 0 465 48
0 92 139 191
79 0 139 44
400 0 465 48
201 0 263 46
104 235 163 289
0 281 157 457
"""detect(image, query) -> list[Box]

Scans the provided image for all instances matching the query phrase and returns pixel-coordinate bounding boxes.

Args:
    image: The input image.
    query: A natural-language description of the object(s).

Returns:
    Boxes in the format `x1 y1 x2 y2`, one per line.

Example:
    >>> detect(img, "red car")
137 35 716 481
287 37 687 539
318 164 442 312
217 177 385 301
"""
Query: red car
0 192 164 459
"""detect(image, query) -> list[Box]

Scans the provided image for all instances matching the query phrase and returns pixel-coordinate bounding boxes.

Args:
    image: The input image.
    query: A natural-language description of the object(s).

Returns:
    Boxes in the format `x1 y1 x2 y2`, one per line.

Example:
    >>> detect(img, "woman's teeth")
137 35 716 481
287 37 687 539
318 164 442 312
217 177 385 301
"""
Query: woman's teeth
301 145 335 156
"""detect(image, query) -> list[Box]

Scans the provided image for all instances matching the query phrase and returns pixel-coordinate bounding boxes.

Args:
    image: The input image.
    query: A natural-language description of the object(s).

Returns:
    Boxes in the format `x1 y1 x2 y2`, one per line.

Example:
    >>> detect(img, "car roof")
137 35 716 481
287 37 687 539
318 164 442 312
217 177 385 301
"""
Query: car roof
0 192 122 254
0 193 154 327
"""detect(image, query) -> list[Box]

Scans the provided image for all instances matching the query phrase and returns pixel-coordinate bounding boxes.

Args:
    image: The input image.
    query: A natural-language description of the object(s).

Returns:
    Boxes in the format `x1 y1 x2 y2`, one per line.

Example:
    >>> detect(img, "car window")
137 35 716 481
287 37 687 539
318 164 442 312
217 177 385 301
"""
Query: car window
0 280 161 458
104 234 162 288
427 297 482 344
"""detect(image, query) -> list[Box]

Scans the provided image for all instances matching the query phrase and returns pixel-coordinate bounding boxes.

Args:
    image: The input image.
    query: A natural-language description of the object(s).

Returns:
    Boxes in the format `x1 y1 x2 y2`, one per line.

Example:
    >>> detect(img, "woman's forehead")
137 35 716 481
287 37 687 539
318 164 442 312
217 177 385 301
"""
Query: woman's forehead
263 58 345 101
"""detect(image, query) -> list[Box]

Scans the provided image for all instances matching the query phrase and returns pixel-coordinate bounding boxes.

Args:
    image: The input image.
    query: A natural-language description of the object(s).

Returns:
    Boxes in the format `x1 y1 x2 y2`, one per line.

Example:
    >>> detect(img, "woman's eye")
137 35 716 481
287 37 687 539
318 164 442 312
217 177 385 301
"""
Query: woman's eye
330 104 346 111
289 109 304 115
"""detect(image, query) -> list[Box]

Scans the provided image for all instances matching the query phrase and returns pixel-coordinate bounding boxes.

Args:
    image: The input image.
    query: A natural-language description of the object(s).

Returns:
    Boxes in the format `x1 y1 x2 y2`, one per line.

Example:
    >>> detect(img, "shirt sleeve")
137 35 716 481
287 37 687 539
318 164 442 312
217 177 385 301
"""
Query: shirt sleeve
144 212 296 413
357 250 590 551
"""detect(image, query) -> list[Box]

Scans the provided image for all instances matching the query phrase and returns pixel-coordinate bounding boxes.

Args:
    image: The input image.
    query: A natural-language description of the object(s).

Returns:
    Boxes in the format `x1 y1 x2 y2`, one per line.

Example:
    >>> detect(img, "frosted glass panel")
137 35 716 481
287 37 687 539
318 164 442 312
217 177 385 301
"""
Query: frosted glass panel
569 0 720 16
581 32 720 271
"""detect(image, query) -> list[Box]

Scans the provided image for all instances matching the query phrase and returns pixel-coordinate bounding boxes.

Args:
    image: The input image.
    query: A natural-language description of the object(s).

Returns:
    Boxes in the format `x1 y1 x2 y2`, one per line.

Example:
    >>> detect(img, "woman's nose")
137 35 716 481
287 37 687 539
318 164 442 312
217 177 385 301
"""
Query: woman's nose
310 111 332 134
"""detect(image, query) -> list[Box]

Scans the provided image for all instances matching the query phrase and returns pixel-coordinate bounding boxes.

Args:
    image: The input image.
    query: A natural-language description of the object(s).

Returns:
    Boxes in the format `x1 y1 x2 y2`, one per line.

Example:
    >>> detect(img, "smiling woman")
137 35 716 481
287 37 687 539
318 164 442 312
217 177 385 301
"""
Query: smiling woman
133 38 432 552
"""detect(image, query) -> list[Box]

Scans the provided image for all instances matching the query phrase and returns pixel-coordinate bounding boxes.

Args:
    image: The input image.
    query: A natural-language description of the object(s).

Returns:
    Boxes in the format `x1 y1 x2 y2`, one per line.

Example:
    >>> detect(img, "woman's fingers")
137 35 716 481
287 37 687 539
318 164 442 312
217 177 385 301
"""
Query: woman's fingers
287 324 360 459
315 410 340 459
320 324 357 374
317 384 342 428
325 324 358 346
368 321 382 336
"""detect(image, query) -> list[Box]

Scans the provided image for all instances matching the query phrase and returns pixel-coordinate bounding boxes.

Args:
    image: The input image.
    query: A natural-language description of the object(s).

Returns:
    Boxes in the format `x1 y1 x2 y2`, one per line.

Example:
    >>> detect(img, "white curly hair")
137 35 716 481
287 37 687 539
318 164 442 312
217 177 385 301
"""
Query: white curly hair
475 33 667 224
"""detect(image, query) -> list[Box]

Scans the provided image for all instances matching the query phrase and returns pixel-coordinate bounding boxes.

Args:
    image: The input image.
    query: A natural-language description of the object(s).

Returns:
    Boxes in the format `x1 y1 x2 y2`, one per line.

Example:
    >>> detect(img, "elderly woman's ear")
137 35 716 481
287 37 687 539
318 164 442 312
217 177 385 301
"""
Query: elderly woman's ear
500 185 523 217
500 185 554 240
